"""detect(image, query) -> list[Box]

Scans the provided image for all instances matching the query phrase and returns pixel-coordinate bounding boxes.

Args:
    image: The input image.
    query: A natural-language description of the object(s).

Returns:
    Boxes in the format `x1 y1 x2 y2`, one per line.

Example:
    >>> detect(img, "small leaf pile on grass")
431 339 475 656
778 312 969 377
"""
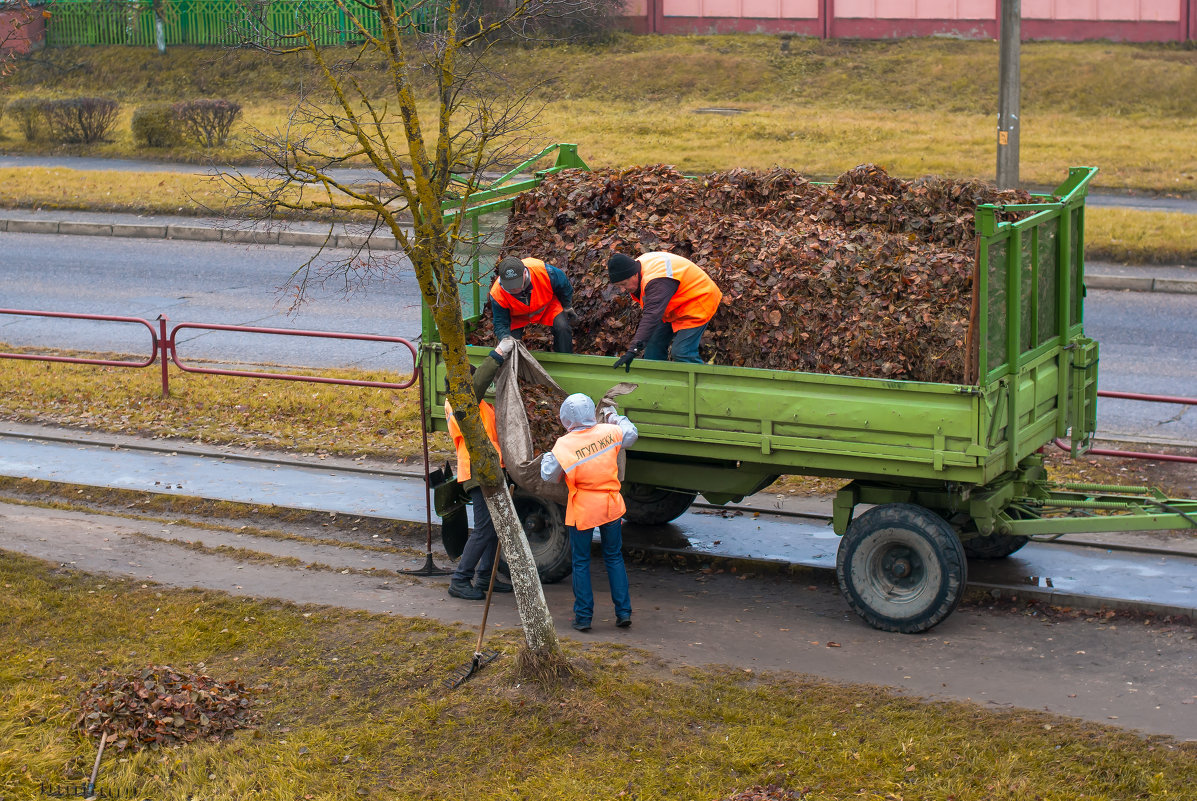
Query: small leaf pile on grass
77 664 258 750
719 786 806 801
472 163 1033 383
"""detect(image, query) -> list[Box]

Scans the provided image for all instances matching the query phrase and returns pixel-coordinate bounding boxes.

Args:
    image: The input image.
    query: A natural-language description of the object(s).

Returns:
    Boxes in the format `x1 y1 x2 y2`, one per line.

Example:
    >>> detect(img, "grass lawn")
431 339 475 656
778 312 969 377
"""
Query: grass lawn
2 549 1194 801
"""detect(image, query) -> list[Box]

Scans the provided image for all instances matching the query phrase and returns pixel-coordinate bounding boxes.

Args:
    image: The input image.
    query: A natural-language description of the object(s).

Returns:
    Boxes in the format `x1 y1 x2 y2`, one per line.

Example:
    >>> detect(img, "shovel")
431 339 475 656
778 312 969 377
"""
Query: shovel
444 543 503 689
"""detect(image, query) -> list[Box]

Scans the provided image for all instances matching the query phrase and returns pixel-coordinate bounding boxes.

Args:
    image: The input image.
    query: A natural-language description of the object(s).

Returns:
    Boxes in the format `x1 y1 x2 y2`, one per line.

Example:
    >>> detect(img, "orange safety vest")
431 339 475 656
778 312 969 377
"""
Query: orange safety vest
489 258 564 331
445 399 502 483
636 252 723 332
550 423 626 530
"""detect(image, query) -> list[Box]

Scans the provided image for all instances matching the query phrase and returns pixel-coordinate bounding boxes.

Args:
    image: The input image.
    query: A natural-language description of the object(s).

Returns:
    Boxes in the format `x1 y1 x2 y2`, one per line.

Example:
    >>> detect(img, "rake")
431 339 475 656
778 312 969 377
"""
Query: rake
444 543 503 689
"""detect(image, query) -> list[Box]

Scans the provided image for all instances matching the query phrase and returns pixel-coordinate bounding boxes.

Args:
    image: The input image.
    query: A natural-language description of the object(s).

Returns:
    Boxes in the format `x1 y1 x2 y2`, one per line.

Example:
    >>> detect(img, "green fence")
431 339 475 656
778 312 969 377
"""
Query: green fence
44 0 436 47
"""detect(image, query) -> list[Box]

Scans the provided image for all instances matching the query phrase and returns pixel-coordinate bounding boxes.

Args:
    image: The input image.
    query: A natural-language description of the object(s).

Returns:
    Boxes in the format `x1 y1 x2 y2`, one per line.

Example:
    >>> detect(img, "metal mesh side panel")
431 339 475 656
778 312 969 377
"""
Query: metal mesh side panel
987 239 1009 374
453 209 510 321
1037 217 1060 346
1070 208 1083 329
1020 235 1034 354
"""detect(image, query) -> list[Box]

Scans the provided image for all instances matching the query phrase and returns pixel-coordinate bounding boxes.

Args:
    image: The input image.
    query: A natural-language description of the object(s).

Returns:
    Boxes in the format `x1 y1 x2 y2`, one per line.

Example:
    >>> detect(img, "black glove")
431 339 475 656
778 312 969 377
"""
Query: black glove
612 342 645 373
562 306 578 324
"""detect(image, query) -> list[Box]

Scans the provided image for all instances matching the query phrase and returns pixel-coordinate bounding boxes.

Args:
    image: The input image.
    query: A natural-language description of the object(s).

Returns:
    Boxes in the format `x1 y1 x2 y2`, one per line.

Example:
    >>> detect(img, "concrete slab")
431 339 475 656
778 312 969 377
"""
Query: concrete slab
7 219 60 234
111 223 168 238
167 224 222 242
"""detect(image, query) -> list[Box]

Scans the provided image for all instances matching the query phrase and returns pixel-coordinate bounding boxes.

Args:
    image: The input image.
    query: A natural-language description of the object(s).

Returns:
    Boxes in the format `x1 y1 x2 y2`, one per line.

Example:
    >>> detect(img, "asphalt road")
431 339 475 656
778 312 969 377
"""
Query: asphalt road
1 231 1194 441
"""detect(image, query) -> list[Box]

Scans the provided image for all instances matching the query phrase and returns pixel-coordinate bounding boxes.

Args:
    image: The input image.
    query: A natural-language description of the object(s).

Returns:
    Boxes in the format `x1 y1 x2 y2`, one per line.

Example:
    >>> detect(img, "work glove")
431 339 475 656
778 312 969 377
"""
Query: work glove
612 342 645 373
562 306 578 324
495 336 517 358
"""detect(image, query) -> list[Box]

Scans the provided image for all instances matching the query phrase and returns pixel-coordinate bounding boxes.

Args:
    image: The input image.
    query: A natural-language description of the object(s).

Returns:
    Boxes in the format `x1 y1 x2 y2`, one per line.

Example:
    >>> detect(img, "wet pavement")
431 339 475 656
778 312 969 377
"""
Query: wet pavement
2 422 1194 619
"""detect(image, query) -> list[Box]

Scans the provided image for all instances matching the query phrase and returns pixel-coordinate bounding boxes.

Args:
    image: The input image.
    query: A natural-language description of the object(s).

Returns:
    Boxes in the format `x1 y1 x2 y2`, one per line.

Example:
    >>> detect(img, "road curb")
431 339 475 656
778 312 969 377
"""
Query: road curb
2 212 1195 294
0 214 406 252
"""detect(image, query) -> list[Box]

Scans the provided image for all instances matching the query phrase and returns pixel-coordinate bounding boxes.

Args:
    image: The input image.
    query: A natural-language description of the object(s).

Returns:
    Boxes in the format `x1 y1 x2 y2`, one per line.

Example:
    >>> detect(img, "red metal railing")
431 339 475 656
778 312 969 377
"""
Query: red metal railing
1055 390 1197 464
0 306 453 574
0 308 418 395
0 309 159 368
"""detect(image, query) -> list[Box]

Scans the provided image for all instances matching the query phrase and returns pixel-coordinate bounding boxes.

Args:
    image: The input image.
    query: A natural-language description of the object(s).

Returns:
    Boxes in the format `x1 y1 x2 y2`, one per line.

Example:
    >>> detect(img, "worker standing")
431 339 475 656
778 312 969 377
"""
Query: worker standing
490 256 577 354
607 251 723 371
540 394 639 631
444 338 515 600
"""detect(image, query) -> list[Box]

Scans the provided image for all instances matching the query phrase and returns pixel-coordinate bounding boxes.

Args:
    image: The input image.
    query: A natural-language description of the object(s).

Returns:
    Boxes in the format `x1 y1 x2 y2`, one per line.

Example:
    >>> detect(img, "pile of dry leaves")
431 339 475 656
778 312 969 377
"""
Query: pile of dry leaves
468 164 1034 384
76 664 258 750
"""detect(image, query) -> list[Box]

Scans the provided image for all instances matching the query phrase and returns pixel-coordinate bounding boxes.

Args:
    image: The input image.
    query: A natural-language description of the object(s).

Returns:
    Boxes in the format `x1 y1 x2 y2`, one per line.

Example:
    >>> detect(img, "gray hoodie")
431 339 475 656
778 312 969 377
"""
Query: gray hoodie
540 393 639 482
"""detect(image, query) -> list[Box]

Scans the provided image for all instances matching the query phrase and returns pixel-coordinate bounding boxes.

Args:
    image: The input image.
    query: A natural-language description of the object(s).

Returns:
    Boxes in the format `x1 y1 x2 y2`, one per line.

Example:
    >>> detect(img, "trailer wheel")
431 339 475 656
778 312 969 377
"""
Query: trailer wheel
962 532 1028 559
509 489 571 584
959 506 1032 559
621 483 698 525
836 503 967 634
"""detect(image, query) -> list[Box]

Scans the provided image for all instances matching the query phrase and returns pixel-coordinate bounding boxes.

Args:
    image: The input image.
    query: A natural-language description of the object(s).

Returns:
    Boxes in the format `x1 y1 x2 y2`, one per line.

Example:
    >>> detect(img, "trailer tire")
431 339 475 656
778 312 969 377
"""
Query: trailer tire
962 532 1028 559
509 489 571 584
836 503 967 634
621 483 698 525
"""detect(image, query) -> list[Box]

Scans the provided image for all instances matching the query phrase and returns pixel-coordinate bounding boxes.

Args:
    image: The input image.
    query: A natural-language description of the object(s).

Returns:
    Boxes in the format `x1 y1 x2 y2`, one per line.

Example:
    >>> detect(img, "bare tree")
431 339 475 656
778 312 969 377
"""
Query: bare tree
1 0 37 85
223 0 616 673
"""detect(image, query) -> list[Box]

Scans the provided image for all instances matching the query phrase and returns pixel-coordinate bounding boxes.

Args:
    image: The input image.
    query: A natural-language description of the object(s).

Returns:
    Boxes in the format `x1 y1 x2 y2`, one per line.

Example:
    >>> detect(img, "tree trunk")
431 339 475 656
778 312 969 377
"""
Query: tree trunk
478 481 560 655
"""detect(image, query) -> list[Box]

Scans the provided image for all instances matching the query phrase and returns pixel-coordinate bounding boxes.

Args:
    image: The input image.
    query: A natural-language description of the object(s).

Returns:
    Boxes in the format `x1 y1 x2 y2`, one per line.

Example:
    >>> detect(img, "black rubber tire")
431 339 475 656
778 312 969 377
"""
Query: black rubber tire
621 483 698 525
509 489 571 584
962 532 1029 559
836 503 967 634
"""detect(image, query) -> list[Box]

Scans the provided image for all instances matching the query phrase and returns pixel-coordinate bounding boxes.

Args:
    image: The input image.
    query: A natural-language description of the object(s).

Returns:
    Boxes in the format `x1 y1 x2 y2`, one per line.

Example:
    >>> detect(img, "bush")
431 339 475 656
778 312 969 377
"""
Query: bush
5 96 48 142
172 98 242 147
42 97 120 144
131 101 184 147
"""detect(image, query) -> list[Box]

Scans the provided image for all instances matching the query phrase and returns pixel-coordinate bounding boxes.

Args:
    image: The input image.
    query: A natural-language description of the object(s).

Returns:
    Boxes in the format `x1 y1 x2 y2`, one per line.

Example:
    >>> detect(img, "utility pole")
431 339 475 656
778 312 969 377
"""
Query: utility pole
996 0 1020 189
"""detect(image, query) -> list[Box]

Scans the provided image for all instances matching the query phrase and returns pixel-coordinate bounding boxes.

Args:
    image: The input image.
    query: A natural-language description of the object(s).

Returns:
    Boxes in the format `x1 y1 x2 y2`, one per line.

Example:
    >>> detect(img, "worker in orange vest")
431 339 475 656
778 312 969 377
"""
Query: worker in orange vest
540 393 639 631
607 251 723 371
444 337 514 600
490 255 576 353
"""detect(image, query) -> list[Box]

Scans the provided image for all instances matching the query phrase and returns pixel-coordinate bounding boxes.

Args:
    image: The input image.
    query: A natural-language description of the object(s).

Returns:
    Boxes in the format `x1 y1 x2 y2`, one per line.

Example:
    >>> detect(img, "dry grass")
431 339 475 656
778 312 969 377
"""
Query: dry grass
1 549 1193 801
1086 208 1197 265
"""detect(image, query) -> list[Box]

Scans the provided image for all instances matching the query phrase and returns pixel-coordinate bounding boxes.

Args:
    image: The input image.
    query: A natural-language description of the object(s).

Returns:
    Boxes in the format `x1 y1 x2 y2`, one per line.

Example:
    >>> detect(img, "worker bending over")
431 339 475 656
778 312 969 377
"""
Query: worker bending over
607 251 723 371
490 256 577 354
541 394 639 632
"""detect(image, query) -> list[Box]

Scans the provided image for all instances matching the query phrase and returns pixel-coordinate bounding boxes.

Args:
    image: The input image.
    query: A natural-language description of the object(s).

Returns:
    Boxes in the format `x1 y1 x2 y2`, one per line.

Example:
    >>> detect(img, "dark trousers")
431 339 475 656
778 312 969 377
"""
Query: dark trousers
512 312 573 354
453 485 498 585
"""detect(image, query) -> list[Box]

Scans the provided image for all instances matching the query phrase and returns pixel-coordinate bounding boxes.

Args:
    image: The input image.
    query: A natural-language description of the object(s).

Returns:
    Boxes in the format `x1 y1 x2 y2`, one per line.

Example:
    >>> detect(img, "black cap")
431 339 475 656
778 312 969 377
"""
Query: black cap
607 253 639 283
497 257 527 292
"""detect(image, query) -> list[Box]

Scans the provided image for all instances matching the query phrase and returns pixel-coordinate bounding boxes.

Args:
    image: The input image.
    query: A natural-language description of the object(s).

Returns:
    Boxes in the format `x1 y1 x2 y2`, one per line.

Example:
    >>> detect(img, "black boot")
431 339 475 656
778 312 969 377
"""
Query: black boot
448 578 485 600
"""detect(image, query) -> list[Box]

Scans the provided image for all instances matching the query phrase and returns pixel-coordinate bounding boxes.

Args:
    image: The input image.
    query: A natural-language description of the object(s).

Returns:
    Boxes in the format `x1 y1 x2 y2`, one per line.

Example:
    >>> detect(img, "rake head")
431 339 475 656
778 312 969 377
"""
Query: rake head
444 650 500 689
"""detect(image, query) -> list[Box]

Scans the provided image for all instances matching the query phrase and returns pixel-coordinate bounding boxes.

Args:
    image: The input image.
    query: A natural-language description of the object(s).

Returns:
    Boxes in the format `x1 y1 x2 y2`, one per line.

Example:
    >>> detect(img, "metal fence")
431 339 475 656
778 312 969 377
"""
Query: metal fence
43 0 434 47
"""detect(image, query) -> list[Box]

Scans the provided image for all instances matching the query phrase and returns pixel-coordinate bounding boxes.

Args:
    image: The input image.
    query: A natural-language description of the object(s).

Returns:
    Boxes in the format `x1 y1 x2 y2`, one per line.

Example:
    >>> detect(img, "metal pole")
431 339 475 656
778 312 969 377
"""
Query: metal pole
158 315 170 397
996 0 1021 189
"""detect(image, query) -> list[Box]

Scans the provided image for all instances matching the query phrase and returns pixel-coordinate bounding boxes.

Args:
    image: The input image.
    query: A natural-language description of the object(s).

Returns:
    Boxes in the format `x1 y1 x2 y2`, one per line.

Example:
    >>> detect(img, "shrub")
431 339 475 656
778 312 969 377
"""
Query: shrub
172 98 242 148
131 101 183 147
42 97 120 144
5 96 48 141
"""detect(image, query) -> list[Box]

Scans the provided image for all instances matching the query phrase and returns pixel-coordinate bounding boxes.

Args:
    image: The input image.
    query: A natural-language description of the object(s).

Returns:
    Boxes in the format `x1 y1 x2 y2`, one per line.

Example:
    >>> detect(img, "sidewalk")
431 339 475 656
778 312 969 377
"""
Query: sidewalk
4 205 1194 294
1 419 1195 622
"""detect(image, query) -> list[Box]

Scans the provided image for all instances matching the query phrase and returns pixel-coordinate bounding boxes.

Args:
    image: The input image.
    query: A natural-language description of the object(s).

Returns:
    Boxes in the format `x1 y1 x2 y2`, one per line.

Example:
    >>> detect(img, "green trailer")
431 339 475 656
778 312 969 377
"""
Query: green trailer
424 144 1197 633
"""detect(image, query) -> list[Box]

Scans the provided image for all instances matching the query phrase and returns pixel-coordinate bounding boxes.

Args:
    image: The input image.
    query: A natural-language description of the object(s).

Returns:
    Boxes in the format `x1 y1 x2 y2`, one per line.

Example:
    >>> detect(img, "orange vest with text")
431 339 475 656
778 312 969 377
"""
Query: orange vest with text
489 258 563 331
636 252 723 331
550 423 626 530
445 399 501 483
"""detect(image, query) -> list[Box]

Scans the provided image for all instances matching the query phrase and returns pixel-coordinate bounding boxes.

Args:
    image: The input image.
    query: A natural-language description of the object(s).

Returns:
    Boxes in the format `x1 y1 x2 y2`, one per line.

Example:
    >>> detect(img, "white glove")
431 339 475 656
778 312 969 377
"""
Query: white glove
495 337 517 358
601 405 620 424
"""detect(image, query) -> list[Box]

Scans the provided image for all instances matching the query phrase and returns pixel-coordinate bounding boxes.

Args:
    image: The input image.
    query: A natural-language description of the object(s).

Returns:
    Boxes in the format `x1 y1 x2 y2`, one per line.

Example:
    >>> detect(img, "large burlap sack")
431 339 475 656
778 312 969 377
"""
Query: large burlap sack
494 342 637 506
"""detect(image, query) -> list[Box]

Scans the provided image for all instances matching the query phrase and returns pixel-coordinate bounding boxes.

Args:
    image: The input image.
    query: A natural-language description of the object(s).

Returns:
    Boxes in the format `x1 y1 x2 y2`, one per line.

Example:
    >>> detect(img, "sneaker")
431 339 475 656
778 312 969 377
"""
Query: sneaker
478 579 513 593
448 579 485 601
571 619 591 632
616 615 632 628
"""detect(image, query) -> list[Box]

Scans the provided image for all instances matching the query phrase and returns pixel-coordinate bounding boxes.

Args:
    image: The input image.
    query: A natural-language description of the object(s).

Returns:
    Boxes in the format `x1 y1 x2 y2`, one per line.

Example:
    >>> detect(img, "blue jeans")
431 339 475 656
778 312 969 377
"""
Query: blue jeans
643 322 708 364
569 520 632 624
453 486 497 585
